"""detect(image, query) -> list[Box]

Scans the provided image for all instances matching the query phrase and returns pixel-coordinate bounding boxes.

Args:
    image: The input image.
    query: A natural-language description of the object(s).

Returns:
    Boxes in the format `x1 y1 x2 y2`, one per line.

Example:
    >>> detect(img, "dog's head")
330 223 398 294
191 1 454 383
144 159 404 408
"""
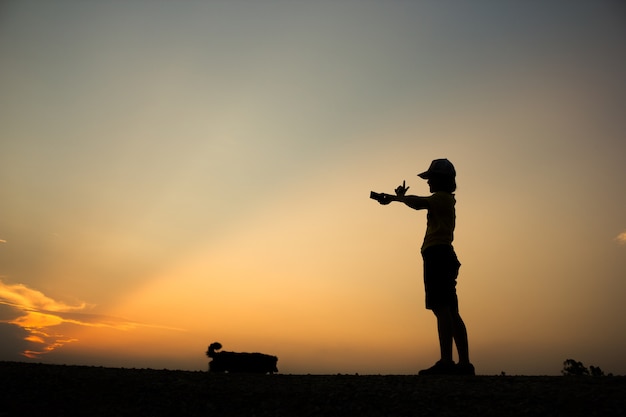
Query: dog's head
206 342 222 357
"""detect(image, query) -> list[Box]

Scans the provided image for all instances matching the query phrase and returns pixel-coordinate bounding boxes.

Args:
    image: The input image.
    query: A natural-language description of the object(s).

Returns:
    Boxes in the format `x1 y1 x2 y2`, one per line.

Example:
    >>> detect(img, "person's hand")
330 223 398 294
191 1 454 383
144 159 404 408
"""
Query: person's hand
395 180 409 197
378 193 392 205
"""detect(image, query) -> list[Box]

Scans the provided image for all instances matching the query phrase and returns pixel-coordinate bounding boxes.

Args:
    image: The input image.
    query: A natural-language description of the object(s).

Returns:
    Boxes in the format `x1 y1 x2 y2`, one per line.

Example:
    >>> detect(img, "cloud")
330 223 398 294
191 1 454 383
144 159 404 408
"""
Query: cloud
0 279 178 360
616 231 626 245
0 323 32 361
0 281 87 312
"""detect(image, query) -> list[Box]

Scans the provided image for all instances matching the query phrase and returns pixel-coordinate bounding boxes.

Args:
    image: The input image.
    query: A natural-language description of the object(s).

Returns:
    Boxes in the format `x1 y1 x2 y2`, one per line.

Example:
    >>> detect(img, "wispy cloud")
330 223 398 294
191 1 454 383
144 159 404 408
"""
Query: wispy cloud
0 280 181 359
0 281 88 313
616 231 626 245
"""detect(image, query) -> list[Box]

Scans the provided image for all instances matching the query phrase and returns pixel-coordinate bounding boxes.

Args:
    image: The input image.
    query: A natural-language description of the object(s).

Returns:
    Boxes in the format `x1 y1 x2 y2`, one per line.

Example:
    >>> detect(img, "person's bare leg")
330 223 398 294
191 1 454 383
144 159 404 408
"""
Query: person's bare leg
418 307 457 375
451 312 470 364
451 311 474 374
433 307 454 364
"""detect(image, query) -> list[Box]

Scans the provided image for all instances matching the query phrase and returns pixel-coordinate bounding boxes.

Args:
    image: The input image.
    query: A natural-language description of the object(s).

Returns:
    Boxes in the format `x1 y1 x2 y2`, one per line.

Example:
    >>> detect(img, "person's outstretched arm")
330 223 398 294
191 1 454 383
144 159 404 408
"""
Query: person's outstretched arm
378 181 429 210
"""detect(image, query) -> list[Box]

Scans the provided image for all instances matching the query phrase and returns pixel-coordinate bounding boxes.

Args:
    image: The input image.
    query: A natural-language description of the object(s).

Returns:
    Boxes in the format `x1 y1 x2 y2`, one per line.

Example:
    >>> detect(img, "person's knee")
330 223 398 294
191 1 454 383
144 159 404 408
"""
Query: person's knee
451 312 466 329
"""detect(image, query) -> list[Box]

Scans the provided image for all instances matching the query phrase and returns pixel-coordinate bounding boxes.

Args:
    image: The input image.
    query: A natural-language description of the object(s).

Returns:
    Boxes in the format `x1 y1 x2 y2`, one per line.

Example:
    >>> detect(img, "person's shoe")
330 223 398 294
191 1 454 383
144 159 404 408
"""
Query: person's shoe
455 362 476 376
418 360 457 376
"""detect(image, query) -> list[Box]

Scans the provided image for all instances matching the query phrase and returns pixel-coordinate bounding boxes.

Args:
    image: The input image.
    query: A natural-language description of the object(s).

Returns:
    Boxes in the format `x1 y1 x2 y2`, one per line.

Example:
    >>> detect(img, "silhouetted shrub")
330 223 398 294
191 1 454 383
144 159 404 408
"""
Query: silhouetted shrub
562 359 589 376
589 365 605 377
562 359 611 377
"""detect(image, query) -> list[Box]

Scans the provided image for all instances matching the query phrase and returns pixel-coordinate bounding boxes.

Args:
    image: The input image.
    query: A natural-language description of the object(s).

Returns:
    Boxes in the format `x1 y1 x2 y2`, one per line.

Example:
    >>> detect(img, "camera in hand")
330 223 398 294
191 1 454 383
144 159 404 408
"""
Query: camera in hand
370 191 384 202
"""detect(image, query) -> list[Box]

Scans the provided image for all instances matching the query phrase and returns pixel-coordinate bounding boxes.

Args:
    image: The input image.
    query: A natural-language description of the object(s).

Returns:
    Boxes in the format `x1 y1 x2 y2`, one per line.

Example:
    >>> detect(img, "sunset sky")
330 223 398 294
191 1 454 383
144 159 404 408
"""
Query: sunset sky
1 1 625 375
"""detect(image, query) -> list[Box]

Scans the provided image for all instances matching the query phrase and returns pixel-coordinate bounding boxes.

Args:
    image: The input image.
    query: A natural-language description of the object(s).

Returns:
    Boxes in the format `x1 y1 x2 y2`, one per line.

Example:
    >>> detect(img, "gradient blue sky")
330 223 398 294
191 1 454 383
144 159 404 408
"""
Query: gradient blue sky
1 1 625 375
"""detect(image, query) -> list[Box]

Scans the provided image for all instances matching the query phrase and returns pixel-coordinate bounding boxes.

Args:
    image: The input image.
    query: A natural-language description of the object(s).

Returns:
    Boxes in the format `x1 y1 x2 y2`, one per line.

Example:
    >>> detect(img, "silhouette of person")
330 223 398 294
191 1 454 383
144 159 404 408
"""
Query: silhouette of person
375 159 475 375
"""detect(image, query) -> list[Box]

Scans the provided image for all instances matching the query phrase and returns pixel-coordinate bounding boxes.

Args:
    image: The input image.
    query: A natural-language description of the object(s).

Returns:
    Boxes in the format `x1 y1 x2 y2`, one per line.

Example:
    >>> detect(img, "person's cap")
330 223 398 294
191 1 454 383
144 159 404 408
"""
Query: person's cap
418 158 456 179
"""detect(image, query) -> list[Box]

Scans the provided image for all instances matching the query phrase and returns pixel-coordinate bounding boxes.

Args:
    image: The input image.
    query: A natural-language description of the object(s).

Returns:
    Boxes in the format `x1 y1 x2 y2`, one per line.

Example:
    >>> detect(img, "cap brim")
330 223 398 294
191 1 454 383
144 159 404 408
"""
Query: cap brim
417 171 429 179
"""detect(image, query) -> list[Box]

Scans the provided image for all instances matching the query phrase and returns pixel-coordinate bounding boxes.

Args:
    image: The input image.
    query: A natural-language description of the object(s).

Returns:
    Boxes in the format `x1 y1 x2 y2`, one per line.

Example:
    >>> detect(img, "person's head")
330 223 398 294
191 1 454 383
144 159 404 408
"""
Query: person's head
418 159 456 193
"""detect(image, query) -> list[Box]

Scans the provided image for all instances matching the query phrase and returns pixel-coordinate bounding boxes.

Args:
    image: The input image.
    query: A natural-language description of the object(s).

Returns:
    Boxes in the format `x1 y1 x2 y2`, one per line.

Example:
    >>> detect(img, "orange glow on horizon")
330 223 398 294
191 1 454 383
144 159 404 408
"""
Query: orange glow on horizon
0 280 173 359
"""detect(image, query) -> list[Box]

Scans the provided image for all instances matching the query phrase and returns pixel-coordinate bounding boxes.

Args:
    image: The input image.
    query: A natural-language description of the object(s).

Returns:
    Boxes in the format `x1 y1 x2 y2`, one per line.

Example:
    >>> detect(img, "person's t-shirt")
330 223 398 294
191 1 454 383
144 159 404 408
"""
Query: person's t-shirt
421 192 456 252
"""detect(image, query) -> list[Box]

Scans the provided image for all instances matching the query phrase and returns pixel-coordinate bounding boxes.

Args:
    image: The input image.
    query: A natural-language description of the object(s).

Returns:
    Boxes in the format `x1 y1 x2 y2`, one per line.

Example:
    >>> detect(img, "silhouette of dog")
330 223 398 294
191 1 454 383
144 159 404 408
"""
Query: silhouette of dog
206 342 278 374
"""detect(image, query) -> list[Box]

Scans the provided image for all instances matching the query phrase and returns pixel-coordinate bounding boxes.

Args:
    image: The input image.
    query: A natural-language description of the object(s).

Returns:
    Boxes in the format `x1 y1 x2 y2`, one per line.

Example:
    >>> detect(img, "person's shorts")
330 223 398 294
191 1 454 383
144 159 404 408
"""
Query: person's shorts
422 245 461 311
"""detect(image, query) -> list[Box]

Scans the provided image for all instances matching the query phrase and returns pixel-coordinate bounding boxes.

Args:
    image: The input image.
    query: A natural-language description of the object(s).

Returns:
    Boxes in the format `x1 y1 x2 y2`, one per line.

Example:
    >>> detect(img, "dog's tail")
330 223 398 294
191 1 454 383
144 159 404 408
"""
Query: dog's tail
206 342 222 358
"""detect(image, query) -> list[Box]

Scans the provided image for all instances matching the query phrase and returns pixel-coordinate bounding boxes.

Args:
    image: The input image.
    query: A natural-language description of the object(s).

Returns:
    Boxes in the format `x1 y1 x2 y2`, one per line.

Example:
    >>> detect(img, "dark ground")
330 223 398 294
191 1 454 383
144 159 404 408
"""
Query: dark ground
1 362 625 417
